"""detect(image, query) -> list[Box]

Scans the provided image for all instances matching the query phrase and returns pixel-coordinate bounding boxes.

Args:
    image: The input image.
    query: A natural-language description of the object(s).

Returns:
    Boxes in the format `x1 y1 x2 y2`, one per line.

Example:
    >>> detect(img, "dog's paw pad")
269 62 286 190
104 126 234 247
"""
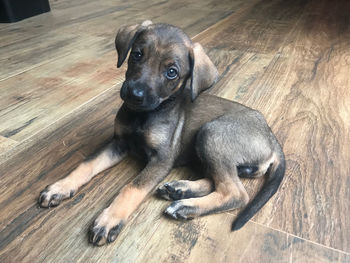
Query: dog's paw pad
164 201 196 220
38 183 75 208
38 186 66 208
89 225 107 246
157 181 186 200
107 223 124 243
89 221 124 246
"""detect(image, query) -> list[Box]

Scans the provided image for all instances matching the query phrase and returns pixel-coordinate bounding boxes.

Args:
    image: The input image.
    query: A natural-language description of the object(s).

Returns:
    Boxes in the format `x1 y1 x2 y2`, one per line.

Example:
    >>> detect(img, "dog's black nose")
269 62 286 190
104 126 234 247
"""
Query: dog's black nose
131 88 144 100
128 86 145 104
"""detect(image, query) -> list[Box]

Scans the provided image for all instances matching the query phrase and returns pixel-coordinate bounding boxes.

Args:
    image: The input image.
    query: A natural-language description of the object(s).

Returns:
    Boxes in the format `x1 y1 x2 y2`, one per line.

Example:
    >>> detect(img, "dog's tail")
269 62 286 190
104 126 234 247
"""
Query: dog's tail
232 148 285 231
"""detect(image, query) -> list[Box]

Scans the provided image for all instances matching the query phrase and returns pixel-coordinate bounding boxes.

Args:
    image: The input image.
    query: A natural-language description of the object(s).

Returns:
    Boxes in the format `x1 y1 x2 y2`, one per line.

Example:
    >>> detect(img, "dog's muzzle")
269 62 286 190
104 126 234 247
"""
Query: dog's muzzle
120 81 160 111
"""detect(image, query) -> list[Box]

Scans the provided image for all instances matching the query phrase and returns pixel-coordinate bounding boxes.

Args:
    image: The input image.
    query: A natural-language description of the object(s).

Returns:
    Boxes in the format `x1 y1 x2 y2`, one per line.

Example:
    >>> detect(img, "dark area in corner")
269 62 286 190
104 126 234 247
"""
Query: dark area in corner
0 0 50 23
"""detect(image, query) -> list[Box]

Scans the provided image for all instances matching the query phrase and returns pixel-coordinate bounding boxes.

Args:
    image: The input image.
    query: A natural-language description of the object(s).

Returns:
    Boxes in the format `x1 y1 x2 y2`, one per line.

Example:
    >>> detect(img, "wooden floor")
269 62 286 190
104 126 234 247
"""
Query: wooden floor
0 0 349 262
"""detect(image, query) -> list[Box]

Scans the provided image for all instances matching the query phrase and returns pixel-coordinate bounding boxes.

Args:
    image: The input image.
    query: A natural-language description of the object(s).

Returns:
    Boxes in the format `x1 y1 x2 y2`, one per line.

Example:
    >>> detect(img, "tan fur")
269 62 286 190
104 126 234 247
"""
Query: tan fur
112 186 147 218
171 111 185 150
39 142 126 208
90 185 148 246
179 179 249 217
183 178 213 193
96 186 147 224
39 163 93 207
253 152 278 177
145 124 169 148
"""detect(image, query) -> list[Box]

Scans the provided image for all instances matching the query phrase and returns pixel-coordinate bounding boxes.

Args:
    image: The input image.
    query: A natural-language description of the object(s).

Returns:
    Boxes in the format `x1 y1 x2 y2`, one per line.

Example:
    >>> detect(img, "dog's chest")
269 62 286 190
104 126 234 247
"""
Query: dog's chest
115 114 172 158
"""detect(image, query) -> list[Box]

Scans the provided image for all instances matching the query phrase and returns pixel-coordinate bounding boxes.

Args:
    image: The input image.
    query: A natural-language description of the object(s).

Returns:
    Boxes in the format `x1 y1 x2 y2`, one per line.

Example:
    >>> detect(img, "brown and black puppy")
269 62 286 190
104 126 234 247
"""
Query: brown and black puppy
38 20 285 246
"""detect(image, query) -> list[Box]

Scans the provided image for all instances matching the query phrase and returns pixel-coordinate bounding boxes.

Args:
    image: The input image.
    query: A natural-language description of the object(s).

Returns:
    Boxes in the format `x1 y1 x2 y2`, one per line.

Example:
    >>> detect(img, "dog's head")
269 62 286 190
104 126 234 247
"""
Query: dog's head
115 21 218 111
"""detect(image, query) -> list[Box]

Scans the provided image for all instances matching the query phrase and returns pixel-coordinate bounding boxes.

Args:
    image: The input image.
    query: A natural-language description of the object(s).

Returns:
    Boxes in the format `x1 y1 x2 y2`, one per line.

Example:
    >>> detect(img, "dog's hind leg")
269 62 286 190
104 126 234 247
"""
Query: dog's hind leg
165 112 284 228
163 114 256 219
157 178 214 200
163 160 277 219
38 137 128 208
157 161 271 201
164 166 249 219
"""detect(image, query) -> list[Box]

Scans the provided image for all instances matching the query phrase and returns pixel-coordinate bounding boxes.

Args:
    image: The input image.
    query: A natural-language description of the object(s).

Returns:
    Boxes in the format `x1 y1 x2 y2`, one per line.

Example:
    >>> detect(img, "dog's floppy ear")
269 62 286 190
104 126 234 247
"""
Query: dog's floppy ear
115 20 152 68
189 42 218 101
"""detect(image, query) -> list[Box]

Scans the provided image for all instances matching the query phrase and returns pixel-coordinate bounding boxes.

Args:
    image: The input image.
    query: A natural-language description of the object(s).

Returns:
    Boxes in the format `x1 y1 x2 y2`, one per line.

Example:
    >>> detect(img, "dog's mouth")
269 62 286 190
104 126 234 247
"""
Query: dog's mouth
124 100 161 112
124 95 177 112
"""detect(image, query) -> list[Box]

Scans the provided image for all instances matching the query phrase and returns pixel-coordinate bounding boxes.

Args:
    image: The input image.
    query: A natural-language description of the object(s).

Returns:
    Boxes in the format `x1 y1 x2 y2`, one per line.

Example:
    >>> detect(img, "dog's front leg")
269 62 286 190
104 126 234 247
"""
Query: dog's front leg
89 156 173 246
39 137 128 208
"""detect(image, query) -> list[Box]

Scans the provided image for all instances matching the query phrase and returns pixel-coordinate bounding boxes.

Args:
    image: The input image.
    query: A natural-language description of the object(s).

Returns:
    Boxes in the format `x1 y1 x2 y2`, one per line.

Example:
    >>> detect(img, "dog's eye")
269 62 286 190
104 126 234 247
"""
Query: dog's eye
165 67 178 80
131 51 142 61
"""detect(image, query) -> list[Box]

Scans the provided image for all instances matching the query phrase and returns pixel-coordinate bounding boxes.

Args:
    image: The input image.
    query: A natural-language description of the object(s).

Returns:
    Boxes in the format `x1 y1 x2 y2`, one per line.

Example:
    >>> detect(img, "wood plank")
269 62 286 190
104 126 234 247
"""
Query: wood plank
0 0 235 81
0 46 123 142
0 32 103 81
134 217 350 263
0 0 130 47
0 0 249 47
290 236 350 263
194 0 307 54
0 136 17 153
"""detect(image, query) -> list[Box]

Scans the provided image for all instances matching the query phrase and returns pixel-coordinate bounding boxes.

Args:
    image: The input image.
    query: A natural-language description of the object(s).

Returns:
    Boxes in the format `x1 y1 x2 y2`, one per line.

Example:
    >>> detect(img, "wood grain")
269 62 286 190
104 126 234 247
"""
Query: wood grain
0 0 349 262
192 0 350 252
0 136 17 153
0 0 234 81
0 48 123 141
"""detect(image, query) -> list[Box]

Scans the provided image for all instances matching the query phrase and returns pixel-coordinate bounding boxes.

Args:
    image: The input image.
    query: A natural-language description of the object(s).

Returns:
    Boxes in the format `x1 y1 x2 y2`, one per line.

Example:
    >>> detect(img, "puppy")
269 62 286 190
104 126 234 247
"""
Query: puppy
39 20 285 246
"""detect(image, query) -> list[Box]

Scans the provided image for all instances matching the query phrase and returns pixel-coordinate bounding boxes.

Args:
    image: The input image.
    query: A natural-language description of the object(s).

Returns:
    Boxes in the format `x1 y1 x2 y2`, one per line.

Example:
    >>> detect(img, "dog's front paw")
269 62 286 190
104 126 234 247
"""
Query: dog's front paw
89 210 124 246
38 183 75 208
157 181 188 200
164 200 197 220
